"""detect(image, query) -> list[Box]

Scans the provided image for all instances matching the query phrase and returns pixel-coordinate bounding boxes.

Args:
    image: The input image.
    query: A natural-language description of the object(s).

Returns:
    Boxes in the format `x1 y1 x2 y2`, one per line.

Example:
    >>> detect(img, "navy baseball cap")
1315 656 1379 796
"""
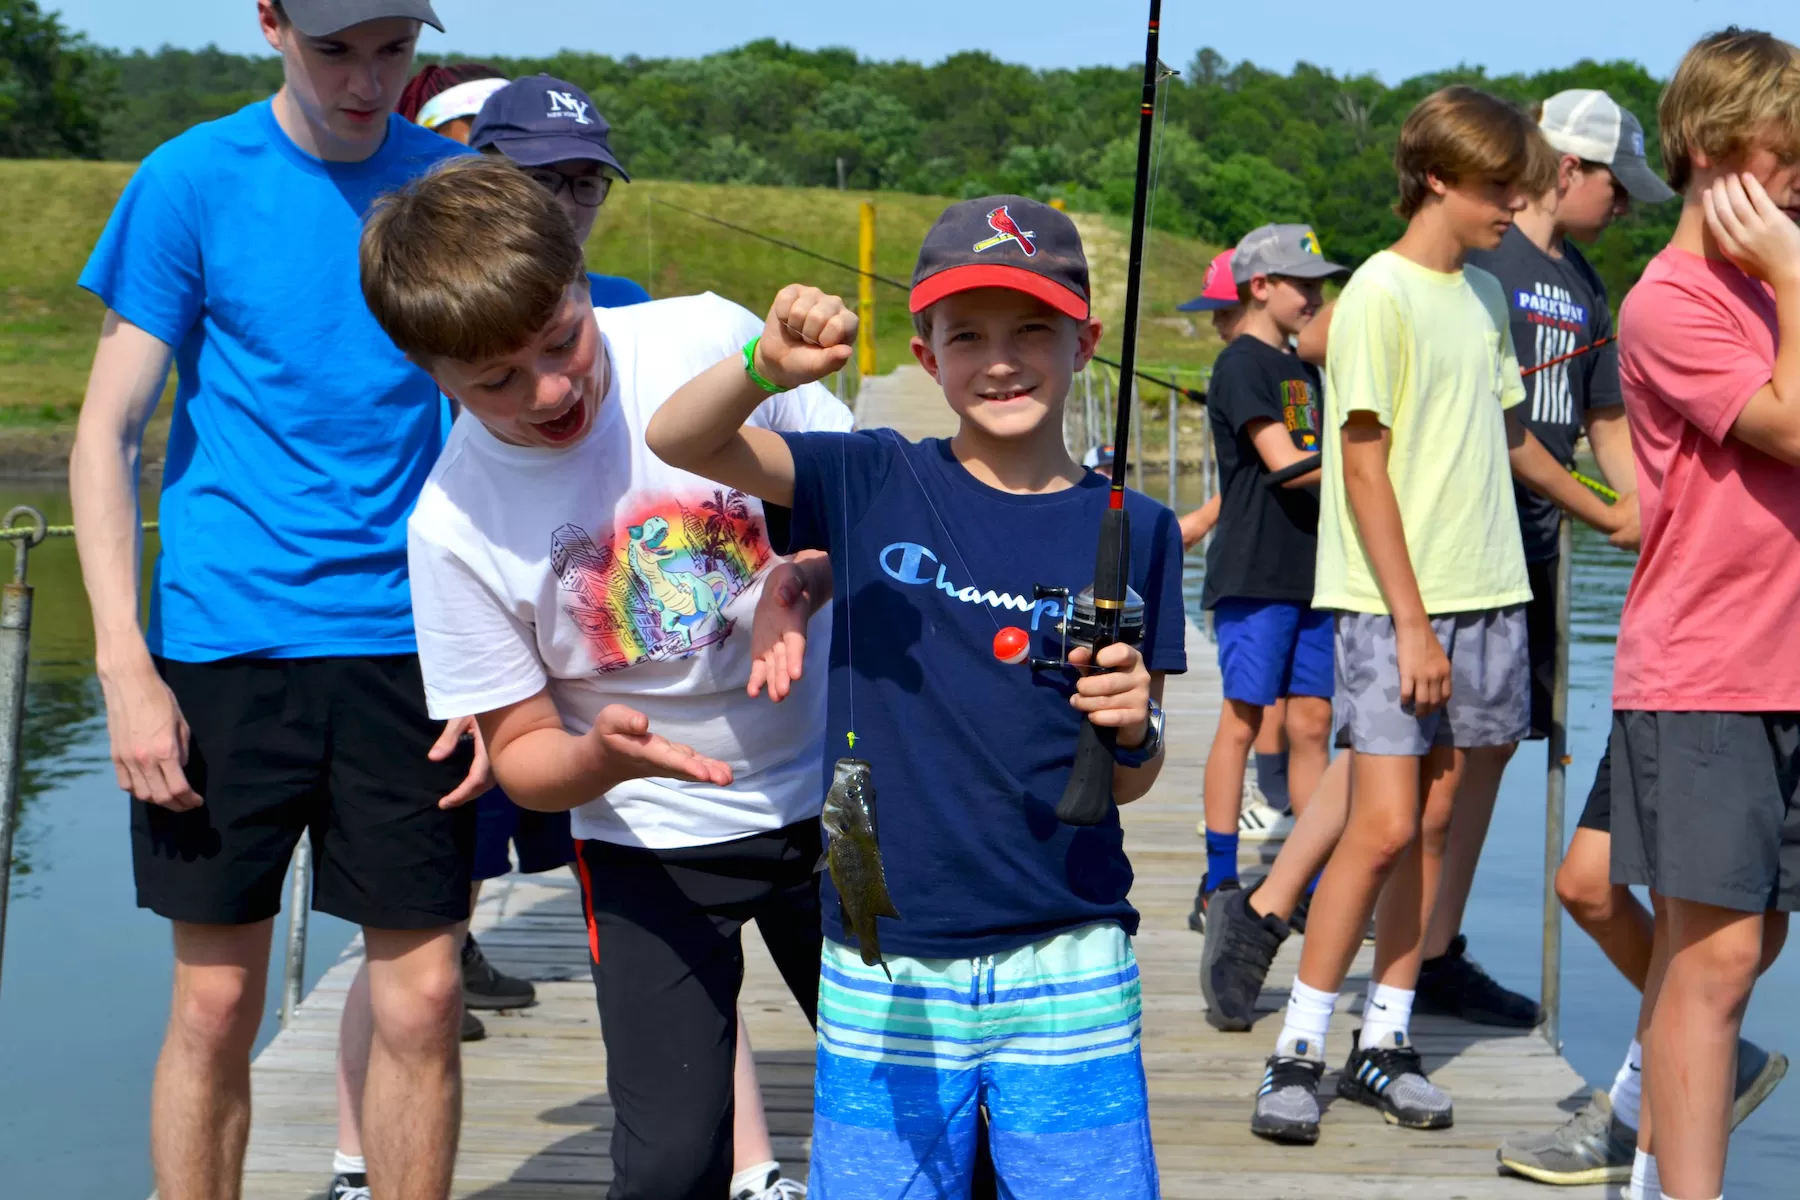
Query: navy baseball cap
281 0 443 36
910 195 1090 320
469 75 630 180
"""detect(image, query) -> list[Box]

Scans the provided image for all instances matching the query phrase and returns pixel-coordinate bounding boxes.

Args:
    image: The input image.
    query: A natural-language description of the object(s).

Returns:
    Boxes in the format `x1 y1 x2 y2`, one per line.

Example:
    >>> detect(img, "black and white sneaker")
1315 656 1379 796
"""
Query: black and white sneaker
463 933 536 1010
1250 1042 1326 1144
1187 874 1239 934
328 1173 371 1200
1201 883 1288 1031
1337 1028 1453 1129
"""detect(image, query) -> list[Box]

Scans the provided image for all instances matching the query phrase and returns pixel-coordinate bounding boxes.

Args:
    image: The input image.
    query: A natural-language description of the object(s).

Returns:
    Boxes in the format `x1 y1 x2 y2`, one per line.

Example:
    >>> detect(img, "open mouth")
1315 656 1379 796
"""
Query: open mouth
533 396 587 443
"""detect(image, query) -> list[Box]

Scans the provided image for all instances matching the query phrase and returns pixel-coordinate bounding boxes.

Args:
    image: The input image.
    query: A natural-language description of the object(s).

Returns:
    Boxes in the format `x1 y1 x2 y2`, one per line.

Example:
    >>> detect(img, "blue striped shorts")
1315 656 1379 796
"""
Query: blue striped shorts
808 921 1159 1199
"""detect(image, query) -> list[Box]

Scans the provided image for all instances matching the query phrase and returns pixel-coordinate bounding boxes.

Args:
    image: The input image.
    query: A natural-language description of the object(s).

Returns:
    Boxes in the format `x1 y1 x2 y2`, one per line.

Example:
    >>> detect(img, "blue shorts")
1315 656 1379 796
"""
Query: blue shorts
471 787 575 881
1213 598 1333 707
809 922 1158 1199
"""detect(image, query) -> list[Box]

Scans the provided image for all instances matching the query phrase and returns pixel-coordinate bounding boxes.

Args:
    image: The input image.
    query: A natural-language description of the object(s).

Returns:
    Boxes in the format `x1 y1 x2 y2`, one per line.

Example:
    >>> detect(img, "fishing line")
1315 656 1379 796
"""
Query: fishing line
651 198 1205 400
892 433 1008 637
841 439 858 751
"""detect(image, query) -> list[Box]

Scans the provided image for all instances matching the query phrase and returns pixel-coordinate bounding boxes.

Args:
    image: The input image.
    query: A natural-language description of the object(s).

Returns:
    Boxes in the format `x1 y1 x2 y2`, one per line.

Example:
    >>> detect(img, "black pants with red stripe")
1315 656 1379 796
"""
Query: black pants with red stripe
575 820 823 1200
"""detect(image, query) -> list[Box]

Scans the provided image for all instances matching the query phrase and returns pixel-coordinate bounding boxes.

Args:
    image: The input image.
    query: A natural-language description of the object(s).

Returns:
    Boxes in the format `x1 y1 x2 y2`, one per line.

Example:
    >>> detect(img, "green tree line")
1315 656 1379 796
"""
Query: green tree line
6 0 1679 297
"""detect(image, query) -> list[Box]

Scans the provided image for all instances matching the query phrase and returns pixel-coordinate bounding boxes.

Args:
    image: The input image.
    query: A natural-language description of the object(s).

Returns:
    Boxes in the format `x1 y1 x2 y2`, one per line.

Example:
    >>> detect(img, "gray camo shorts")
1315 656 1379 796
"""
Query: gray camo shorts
1332 607 1530 755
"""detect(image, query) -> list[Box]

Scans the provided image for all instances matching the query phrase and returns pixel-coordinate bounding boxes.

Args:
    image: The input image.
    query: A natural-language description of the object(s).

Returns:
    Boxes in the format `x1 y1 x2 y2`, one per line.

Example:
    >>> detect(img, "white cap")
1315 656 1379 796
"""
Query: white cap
416 78 510 131
1538 89 1676 204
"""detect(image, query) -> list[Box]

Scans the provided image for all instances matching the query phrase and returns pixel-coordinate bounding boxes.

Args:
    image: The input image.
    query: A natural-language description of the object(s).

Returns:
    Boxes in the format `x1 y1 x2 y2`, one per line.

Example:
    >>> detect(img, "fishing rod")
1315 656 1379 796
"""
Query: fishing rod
1050 0 1164 827
1261 336 1619 491
650 196 1205 402
1522 335 1612 379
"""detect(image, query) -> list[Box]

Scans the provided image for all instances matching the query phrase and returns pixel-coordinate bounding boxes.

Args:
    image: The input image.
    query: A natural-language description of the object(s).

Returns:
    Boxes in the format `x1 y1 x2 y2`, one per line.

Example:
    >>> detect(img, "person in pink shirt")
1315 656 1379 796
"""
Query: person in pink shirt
1611 28 1800 1200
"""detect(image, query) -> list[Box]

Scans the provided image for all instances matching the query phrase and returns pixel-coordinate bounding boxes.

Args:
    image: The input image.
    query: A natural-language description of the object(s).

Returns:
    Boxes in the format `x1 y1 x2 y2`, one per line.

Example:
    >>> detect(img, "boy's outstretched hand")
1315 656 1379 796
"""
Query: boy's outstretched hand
748 561 810 703
1704 173 1800 287
1067 642 1154 749
585 704 734 787
755 285 860 390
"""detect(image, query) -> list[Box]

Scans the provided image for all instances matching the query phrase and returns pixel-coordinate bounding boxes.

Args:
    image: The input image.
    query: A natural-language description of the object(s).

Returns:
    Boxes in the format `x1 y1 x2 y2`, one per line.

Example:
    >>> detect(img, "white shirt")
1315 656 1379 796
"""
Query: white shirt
407 293 855 847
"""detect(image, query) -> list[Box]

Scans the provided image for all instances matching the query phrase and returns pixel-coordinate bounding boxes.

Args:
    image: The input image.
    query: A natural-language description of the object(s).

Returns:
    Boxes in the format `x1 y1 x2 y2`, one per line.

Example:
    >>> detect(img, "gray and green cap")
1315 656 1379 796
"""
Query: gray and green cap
1230 224 1347 283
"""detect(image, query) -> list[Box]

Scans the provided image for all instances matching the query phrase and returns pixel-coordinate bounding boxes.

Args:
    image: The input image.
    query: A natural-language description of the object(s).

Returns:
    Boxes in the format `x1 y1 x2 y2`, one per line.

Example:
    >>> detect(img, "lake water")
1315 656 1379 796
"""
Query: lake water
1 473 1796 1195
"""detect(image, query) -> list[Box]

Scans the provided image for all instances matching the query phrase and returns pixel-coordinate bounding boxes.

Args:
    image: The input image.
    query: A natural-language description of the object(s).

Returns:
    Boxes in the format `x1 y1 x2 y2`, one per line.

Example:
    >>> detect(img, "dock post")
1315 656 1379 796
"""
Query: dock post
279 833 312 1028
0 506 45 998
857 202 876 379
1541 517 1573 1049
1167 386 1179 513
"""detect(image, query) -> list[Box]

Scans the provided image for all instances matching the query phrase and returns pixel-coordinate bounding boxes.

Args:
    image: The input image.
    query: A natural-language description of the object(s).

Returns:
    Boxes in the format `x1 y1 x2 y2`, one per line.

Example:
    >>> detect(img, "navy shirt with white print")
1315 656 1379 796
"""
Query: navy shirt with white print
777 430 1187 959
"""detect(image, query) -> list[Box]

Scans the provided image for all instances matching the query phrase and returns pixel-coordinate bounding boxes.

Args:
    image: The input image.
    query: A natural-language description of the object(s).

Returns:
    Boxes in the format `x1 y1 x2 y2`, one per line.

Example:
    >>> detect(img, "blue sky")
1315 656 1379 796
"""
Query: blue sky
48 0 1799 83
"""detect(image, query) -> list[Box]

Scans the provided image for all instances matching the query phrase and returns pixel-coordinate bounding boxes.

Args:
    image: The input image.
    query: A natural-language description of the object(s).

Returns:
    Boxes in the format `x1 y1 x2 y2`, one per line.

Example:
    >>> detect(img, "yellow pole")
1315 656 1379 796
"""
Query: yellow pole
858 202 877 376
1049 197 1068 211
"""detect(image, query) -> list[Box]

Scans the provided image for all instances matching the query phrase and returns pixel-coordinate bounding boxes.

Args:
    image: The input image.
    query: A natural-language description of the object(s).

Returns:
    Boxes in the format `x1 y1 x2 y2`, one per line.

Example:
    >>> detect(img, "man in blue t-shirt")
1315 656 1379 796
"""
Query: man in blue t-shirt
470 74 652 308
67 3 482 1197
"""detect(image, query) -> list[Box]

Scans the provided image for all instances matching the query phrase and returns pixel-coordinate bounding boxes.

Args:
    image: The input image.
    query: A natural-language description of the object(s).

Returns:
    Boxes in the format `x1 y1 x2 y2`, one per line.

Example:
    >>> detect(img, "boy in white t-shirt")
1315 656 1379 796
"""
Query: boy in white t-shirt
360 156 852 1199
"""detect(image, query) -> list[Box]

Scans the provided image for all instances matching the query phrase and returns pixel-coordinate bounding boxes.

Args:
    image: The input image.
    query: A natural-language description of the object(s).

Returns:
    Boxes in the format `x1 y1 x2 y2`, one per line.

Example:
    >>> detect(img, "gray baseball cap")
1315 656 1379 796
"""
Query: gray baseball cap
1539 89 1676 204
1231 224 1347 284
280 0 444 37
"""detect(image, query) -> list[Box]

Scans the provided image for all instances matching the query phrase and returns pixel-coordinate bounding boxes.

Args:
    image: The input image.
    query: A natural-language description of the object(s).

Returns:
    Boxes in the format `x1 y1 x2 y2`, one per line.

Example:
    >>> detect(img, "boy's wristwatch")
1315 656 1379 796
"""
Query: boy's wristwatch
1110 698 1165 767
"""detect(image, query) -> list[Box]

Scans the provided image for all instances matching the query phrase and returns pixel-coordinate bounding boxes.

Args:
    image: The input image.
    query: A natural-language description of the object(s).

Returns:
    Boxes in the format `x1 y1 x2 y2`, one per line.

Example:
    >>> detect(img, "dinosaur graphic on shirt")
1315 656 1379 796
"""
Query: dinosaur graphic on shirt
551 489 770 673
626 516 731 645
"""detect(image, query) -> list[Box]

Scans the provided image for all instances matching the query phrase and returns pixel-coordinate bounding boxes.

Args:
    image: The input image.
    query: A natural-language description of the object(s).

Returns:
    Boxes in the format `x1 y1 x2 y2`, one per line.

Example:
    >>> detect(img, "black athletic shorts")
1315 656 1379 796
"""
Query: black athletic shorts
574 820 823 1200
132 655 477 928
1576 740 1612 833
1610 710 1800 912
1524 556 1558 742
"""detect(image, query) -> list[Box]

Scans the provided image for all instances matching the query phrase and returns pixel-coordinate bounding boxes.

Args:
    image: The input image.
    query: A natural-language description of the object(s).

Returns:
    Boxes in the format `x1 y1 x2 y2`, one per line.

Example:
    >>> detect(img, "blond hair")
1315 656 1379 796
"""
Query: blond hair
360 156 586 363
1394 86 1553 219
1660 28 1800 194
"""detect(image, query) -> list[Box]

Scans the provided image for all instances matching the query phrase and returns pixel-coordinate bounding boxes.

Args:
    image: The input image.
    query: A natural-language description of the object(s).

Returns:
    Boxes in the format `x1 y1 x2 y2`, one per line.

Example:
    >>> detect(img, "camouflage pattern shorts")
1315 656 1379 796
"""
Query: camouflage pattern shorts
1332 607 1529 755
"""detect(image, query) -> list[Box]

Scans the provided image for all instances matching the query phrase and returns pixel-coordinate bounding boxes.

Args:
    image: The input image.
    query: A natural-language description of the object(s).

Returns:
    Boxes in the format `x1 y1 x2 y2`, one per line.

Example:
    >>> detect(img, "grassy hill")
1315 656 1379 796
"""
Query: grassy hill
0 161 1226 467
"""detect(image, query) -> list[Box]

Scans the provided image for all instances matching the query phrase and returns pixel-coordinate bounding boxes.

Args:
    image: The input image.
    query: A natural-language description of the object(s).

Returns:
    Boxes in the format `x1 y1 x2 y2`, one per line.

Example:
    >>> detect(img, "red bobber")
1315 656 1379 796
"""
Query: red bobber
993 626 1030 665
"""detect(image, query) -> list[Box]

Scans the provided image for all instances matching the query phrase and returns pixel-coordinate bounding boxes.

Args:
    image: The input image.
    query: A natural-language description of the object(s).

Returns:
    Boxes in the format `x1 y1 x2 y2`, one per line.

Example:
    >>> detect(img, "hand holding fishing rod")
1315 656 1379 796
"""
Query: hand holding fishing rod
1050 0 1166 826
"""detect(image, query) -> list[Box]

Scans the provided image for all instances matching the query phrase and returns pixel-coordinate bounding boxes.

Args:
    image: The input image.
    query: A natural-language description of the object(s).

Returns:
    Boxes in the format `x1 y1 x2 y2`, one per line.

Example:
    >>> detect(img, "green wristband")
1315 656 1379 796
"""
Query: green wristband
742 336 787 394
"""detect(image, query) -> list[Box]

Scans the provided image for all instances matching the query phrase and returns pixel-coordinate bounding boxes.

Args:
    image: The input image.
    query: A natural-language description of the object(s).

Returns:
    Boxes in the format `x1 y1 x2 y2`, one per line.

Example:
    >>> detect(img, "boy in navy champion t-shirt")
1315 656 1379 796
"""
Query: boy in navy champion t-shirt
649 196 1185 1199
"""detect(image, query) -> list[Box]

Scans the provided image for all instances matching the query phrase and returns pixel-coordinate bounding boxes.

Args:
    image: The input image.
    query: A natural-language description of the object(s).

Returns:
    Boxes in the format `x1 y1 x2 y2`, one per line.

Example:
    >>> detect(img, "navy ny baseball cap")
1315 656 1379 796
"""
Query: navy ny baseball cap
910 195 1090 320
469 75 630 180
281 0 443 36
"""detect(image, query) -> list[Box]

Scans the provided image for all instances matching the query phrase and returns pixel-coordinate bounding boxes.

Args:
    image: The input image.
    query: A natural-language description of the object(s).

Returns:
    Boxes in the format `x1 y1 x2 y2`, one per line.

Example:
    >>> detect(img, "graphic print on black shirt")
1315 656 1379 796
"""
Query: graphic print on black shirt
1202 334 1322 608
1467 228 1619 561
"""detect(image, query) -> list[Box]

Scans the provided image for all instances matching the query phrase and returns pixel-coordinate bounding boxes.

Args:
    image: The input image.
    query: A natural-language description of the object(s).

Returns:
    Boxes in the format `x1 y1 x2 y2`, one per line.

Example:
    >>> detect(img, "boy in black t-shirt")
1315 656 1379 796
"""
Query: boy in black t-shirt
1191 224 1347 932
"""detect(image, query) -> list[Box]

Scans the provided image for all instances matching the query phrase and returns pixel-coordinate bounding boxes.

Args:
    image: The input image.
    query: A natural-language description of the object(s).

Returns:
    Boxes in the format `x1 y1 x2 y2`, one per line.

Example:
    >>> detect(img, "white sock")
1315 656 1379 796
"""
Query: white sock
333 1150 367 1176
1610 1039 1644 1129
1361 983 1415 1047
730 1160 780 1196
1276 979 1336 1058
1628 1147 1659 1200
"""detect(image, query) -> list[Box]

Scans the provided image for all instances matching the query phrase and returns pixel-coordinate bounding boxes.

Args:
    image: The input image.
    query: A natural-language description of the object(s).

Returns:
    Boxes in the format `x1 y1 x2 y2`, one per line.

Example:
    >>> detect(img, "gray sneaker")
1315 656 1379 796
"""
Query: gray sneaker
1496 1089 1634 1185
1250 1040 1326 1145
1733 1038 1788 1129
1336 1029 1454 1129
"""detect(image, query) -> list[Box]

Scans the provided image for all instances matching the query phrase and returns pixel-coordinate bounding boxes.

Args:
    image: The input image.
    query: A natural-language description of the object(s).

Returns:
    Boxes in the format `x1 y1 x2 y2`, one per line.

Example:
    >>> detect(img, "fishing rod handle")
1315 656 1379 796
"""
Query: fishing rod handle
1058 718 1119 825
1056 505 1132 825
1265 453 1322 488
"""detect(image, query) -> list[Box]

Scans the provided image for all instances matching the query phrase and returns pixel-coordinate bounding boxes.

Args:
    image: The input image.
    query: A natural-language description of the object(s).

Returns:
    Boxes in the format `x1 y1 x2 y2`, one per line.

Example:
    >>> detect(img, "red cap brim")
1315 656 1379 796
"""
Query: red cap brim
909 264 1090 321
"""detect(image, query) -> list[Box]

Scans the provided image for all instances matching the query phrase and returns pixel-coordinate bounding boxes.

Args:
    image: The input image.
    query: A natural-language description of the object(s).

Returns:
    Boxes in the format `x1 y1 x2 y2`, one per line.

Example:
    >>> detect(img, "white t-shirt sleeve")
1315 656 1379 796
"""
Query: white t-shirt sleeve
407 514 549 720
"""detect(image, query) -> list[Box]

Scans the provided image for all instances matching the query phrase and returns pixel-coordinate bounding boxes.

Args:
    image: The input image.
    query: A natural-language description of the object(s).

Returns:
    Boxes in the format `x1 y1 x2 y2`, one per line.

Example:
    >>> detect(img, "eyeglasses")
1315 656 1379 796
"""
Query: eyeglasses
525 169 612 209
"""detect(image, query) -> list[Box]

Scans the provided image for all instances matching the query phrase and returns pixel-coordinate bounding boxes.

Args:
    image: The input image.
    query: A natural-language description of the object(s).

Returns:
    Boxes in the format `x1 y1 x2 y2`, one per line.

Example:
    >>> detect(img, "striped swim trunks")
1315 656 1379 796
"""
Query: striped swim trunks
808 921 1158 1199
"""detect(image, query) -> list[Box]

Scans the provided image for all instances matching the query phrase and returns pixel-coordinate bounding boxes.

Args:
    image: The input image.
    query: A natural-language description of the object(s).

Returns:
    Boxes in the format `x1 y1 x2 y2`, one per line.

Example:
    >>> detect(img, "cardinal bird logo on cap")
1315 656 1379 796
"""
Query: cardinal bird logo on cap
973 206 1038 256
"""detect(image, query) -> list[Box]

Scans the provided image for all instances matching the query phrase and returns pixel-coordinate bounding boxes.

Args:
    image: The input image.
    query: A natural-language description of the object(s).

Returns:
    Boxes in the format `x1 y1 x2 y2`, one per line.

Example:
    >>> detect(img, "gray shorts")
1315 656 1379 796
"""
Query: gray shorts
1610 710 1800 913
1332 607 1530 756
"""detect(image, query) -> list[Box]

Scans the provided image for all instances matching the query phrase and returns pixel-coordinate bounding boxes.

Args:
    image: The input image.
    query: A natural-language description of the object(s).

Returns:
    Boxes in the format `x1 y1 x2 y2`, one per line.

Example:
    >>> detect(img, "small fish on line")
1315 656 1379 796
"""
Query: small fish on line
821 758 901 978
